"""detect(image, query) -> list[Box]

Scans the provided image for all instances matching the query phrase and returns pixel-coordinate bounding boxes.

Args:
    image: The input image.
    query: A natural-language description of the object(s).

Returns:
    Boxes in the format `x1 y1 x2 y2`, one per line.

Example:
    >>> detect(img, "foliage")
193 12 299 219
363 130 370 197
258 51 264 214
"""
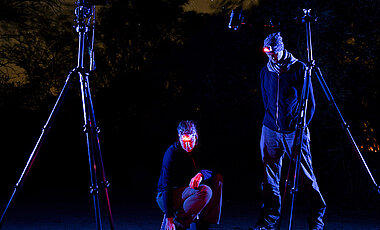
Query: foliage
0 0 76 109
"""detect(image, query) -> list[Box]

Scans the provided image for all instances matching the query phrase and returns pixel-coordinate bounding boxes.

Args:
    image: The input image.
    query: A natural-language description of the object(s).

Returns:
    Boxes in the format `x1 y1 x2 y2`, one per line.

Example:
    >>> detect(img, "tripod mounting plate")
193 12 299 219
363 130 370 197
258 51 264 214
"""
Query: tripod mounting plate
82 0 108 6
302 9 317 23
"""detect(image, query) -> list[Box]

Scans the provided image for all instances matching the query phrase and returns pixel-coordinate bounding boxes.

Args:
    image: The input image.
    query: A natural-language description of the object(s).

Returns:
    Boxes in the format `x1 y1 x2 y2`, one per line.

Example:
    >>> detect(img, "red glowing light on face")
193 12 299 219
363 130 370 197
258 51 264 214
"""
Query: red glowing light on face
181 135 192 142
179 133 197 152
263 47 271 53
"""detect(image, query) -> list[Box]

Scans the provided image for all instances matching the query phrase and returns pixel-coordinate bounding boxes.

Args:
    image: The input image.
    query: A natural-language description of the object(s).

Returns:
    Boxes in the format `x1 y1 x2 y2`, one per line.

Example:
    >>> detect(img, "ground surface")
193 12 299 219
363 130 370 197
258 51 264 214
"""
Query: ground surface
1 188 379 230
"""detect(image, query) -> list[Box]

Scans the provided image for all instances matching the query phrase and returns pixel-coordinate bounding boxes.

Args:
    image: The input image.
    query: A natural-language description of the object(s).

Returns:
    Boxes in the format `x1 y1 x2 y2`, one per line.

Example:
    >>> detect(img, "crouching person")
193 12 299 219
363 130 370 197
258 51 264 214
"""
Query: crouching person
157 120 223 230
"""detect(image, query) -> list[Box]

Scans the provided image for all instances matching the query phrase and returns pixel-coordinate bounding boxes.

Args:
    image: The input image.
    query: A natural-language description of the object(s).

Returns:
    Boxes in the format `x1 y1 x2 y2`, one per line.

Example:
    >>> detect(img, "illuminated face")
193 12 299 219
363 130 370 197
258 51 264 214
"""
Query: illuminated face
263 47 283 64
179 133 197 152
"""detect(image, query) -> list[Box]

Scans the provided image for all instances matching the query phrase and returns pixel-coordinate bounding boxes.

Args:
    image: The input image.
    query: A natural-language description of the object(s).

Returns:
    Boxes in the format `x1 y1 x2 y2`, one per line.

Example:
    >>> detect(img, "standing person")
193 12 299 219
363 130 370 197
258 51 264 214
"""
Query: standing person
157 120 223 230
252 32 326 230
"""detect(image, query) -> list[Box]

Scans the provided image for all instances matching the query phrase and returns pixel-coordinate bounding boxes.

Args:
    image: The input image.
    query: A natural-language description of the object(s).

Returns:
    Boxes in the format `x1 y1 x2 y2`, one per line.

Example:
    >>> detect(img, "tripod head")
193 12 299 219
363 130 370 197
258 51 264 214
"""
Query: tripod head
228 6 244 30
80 0 108 6
300 9 317 63
301 9 317 24
74 0 99 71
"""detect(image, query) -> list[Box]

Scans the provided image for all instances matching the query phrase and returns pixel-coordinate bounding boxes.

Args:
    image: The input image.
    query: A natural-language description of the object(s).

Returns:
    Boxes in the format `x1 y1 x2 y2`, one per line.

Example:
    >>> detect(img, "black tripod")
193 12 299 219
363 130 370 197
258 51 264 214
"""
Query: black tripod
0 1 115 229
280 9 380 230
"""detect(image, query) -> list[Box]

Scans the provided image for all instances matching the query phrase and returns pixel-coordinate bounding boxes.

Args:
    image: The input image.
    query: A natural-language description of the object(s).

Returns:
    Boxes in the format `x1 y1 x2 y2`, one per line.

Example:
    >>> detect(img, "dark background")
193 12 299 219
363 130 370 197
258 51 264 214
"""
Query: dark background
0 0 379 228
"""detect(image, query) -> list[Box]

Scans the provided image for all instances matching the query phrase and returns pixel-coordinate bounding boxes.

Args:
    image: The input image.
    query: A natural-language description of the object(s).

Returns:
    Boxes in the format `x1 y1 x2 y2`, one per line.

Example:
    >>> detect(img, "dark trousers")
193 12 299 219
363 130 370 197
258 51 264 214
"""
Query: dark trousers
259 125 326 229
157 173 223 229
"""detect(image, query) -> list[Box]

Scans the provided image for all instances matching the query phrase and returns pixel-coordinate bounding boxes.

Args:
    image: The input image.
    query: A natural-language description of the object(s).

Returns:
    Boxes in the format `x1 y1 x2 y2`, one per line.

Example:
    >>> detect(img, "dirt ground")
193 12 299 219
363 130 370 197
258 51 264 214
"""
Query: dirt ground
1 188 379 230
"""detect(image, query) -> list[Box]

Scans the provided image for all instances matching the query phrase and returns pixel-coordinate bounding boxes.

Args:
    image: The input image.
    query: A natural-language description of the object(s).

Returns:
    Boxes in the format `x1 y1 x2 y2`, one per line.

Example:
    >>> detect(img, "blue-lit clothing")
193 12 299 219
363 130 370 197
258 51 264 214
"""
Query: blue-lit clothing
258 57 326 229
260 60 315 133
259 125 326 229
157 141 212 218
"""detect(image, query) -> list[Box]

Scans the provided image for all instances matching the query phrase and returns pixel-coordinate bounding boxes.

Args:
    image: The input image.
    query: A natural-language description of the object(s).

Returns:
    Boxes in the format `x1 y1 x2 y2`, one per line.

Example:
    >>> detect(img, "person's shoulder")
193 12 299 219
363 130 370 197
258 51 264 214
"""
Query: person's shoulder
260 65 268 73
293 60 306 69
162 142 179 164
165 142 180 155
288 60 305 74
260 65 269 78
294 60 306 68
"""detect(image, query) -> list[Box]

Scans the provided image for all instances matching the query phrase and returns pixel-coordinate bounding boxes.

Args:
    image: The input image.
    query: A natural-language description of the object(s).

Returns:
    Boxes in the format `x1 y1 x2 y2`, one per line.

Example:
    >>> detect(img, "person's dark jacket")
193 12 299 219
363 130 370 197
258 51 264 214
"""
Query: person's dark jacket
157 141 212 218
260 60 315 133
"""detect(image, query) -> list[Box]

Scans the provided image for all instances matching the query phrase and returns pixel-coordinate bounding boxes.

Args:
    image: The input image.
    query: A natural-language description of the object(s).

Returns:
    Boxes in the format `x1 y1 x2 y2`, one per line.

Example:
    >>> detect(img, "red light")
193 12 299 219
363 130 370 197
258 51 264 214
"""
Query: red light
263 47 271 53
181 135 191 142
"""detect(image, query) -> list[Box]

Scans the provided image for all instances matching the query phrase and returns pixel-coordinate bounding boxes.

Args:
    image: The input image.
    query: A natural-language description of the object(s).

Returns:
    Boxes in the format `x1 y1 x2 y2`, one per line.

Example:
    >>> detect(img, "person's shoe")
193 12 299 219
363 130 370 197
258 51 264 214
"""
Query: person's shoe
249 227 274 230
249 224 276 230
160 215 187 230
173 218 186 230
310 227 323 230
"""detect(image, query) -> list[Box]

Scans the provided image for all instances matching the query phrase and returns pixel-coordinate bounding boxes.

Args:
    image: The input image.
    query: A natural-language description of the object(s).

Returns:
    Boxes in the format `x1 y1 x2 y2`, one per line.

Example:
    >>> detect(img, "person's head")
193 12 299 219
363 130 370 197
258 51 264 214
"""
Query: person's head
263 32 284 63
177 120 198 153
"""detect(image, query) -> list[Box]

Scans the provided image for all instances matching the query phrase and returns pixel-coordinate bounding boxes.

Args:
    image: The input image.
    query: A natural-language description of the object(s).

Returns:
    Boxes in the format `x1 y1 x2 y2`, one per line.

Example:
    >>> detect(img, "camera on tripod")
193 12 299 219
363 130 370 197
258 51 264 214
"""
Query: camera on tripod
228 7 245 30
83 0 108 6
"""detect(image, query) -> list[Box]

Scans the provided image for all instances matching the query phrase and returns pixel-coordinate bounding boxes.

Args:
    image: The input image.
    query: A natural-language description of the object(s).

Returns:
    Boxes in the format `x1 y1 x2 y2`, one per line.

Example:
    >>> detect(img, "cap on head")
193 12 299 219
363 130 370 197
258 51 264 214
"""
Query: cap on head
263 32 284 53
177 120 197 135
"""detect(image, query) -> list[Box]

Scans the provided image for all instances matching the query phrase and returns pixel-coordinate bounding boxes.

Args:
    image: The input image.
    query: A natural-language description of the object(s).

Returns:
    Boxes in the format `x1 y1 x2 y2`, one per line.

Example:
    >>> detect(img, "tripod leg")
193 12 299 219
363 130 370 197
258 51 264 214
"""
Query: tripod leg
83 73 115 230
283 58 314 229
79 72 103 230
279 130 302 230
80 72 115 229
0 69 77 229
279 145 295 229
314 67 380 195
95 143 115 230
288 143 302 230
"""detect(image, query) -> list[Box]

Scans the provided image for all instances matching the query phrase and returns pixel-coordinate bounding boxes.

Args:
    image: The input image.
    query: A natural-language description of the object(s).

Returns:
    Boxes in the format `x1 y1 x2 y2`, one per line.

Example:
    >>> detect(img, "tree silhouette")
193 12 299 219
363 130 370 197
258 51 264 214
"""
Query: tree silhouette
0 0 76 109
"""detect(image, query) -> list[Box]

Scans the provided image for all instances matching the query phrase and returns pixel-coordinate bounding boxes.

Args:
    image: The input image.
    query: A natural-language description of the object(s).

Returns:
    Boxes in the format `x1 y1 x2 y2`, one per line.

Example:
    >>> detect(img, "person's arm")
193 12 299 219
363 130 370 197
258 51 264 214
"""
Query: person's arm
161 190 174 218
299 63 316 125
189 152 212 188
260 68 268 110
160 147 175 218
192 144 218 181
307 79 316 125
199 169 212 180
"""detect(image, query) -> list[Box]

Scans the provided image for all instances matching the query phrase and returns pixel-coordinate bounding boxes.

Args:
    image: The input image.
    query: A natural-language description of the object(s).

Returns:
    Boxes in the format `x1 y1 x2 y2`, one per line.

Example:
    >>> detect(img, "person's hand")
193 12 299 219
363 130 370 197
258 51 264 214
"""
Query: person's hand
165 217 176 230
189 172 203 189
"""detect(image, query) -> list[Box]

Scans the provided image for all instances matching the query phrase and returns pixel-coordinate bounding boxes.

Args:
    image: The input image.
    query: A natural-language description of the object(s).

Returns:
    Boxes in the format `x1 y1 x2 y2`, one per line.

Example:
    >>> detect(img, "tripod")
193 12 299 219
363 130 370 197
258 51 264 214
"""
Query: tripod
280 9 380 230
0 1 115 229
